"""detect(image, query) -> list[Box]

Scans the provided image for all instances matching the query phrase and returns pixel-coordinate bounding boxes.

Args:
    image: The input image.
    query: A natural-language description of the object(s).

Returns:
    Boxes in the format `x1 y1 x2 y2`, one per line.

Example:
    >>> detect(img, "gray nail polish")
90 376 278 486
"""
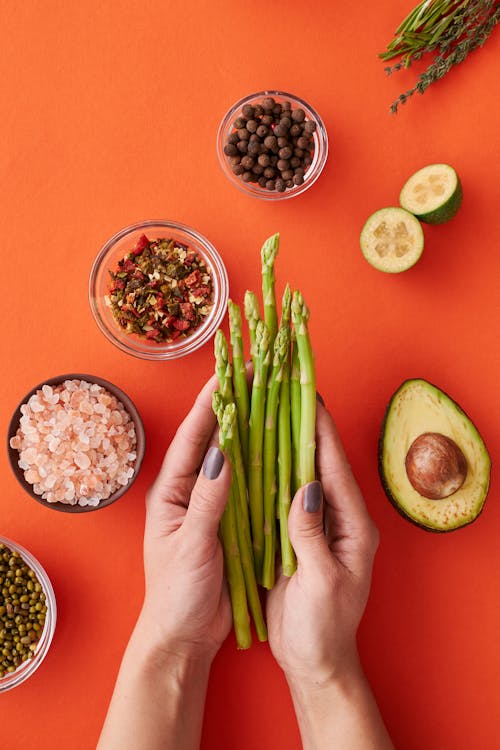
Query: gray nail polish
203 446 224 480
316 391 325 407
303 481 322 513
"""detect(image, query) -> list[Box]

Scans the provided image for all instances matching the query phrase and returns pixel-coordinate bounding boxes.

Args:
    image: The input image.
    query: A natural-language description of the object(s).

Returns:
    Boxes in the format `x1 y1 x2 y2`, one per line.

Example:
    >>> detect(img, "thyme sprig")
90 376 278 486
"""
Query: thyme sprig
380 0 500 112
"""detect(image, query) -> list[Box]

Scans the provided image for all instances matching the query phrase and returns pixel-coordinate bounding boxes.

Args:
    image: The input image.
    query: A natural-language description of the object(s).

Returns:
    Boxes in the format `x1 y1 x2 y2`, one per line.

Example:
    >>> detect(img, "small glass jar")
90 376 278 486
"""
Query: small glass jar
89 220 229 360
0 536 56 692
217 90 328 200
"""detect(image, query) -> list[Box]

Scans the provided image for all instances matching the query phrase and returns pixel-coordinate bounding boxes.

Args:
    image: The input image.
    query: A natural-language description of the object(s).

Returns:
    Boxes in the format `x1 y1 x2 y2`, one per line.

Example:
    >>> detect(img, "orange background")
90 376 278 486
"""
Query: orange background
1 1 500 747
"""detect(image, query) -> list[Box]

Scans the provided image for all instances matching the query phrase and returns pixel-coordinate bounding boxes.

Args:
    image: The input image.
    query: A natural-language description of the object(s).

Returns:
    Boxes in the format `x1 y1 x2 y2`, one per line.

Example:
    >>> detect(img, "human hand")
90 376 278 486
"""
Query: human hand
137 375 232 663
266 401 380 689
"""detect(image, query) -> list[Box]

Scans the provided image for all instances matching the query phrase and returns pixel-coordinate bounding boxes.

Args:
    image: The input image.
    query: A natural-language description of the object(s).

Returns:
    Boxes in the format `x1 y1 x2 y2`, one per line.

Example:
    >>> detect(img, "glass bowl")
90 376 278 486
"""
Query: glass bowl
0 535 56 692
7 374 146 513
217 90 328 200
89 220 228 360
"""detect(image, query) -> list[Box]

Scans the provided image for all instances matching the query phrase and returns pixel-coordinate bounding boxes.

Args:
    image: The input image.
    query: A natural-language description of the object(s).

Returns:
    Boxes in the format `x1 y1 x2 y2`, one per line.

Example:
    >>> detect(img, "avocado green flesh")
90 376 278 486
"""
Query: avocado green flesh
381 379 490 531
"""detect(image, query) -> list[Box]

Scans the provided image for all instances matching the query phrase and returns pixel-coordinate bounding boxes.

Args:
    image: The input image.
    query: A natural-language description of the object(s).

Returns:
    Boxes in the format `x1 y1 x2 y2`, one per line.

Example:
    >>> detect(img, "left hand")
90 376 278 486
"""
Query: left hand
137 375 232 663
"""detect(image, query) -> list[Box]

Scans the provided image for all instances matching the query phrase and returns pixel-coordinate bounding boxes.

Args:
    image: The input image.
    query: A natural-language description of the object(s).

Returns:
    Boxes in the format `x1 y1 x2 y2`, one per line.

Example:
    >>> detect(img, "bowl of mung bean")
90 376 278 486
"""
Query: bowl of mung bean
0 536 56 692
217 90 328 200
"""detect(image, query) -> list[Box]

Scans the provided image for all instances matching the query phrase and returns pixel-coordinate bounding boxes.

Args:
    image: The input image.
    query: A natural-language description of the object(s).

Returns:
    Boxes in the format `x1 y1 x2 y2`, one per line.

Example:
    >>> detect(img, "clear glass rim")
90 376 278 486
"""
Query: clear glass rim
89 220 229 360
216 89 329 201
0 535 56 692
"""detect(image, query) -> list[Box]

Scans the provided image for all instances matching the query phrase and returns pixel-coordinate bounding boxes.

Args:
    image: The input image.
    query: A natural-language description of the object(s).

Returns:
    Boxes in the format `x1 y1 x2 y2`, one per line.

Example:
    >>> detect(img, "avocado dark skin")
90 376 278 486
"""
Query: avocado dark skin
378 378 491 533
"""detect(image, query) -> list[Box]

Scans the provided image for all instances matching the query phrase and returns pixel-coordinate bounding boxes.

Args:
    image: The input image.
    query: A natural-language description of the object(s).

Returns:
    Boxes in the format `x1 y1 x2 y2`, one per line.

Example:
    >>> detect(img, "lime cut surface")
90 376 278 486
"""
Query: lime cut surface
400 163 462 224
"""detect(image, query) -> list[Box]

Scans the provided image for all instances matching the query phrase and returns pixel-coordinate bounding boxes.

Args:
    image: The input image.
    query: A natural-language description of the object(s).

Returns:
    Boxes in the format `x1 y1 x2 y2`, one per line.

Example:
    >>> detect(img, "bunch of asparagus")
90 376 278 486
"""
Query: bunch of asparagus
212 233 316 649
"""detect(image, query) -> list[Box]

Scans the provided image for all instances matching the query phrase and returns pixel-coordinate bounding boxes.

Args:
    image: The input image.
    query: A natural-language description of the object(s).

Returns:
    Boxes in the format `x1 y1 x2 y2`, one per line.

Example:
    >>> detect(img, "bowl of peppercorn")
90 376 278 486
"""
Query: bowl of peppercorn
217 90 328 200
0 536 56 692
89 220 229 360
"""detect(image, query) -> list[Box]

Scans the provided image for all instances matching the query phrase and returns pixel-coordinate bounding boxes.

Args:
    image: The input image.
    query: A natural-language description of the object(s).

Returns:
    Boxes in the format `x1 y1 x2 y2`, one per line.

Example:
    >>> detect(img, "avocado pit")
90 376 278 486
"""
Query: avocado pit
405 432 467 500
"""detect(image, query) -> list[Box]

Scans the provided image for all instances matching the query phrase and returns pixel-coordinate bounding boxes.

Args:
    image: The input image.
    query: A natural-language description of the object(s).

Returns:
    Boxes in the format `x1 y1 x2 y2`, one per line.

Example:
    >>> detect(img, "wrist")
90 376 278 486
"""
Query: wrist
283 644 362 695
127 611 215 680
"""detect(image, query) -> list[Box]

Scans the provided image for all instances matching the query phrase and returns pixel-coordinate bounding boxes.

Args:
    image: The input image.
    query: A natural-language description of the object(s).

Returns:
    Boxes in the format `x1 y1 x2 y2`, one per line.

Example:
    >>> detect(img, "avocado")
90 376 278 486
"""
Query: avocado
379 379 491 532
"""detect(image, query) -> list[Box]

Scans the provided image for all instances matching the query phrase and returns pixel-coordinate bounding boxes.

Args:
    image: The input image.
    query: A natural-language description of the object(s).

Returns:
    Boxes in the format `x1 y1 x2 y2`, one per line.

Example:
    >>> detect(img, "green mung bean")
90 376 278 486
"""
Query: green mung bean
0 543 47 679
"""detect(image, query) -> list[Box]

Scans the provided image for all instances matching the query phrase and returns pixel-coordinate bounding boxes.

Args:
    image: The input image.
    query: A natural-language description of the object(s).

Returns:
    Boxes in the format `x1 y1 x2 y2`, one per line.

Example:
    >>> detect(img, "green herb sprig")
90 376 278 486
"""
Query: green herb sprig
380 0 500 113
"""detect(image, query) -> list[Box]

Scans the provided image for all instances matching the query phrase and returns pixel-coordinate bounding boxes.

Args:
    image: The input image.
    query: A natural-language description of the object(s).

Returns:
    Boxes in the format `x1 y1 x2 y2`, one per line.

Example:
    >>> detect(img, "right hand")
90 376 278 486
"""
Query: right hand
266 401 380 687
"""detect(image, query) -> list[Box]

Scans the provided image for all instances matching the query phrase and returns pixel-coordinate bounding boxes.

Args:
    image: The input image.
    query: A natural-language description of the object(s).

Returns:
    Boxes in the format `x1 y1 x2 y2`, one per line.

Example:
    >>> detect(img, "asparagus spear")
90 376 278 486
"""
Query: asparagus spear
213 349 267 641
217 403 252 650
228 300 250 469
262 323 290 590
248 319 270 577
278 341 297 577
290 330 302 495
291 291 316 487
261 233 280 352
277 287 297 577
244 291 260 370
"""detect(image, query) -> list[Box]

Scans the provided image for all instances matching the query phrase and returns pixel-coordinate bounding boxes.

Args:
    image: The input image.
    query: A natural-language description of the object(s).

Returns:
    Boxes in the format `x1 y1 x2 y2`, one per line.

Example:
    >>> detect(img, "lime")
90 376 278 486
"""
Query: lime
360 207 424 273
399 163 462 224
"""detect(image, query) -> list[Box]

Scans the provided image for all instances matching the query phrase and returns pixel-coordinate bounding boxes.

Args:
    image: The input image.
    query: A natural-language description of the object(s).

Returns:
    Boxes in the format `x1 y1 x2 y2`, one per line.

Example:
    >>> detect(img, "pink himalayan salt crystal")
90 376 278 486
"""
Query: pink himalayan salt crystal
10 379 137 507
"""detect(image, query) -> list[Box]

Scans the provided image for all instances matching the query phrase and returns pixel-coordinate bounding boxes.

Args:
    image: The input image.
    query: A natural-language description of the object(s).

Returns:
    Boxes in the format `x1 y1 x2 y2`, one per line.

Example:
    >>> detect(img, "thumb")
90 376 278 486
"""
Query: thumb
184 446 231 540
288 480 330 569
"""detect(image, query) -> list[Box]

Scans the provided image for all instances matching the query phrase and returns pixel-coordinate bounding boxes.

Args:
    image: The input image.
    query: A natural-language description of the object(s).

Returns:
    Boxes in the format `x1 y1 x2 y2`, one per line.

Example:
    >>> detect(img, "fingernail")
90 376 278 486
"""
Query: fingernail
316 391 325 406
303 481 322 513
203 447 224 480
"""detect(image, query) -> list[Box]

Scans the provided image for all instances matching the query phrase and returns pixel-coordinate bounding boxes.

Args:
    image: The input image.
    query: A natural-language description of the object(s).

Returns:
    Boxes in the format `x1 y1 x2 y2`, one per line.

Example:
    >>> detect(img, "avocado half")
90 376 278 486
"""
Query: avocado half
379 379 491 532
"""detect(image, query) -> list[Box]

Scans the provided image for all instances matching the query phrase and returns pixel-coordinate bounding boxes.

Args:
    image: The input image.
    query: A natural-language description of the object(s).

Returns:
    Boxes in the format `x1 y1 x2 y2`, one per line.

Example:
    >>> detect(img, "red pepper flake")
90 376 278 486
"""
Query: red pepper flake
106 236 213 344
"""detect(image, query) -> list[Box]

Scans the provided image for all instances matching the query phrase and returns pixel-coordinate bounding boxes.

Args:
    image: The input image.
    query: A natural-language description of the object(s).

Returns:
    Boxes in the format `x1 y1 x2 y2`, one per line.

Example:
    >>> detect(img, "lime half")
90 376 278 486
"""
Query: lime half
360 207 424 273
400 164 462 224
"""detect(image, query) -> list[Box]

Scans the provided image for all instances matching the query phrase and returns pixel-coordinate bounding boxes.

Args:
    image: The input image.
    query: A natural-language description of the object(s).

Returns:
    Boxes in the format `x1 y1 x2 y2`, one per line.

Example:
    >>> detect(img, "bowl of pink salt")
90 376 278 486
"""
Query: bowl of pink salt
7 375 145 512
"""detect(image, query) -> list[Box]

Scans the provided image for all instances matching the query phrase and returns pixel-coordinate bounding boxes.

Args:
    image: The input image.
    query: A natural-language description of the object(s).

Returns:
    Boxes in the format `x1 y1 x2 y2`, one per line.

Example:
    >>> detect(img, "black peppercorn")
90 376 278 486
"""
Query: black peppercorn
246 119 258 133
278 146 292 160
241 155 255 169
242 104 255 118
291 108 305 123
264 135 278 152
247 141 261 156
